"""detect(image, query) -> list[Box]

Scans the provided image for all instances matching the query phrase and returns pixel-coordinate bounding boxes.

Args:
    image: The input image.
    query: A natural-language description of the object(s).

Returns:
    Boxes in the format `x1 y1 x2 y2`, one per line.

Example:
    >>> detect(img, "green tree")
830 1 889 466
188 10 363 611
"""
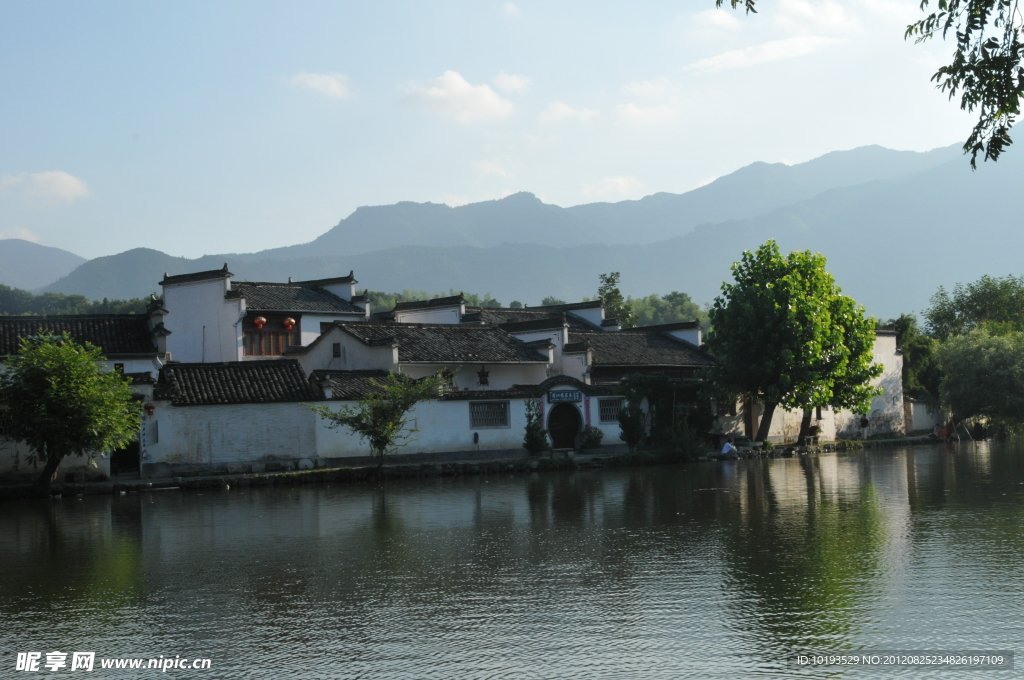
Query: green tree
718 0 1024 166
629 290 708 327
541 296 566 306
936 327 1024 429
309 373 444 469
924 274 1024 340
598 272 637 328
706 241 881 442
522 399 551 455
0 284 148 316
617 401 646 453
0 332 140 493
885 313 941 402
509 300 524 309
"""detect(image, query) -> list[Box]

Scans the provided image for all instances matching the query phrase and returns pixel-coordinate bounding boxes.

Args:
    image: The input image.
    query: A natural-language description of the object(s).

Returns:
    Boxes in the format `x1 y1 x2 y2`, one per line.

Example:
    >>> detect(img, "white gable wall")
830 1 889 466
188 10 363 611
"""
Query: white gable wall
294 327 397 375
401 363 548 390
163 278 243 363
394 305 463 324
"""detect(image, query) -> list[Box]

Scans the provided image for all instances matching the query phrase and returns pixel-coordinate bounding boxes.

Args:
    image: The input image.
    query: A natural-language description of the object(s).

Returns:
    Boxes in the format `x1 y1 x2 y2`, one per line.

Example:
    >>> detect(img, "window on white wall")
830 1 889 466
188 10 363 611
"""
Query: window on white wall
470 401 510 428
599 398 624 423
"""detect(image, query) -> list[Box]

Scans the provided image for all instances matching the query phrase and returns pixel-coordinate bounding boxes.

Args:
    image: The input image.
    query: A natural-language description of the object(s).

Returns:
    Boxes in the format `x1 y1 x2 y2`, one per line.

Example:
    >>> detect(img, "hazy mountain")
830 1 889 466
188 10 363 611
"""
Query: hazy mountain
245 144 959 258
0 239 86 291
42 142 1013 318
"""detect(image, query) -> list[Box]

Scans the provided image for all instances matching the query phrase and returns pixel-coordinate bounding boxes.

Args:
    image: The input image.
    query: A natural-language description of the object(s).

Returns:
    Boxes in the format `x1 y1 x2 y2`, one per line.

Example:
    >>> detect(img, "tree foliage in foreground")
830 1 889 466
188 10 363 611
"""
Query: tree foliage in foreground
924 274 1024 340
598 272 637 328
706 241 881 442
0 284 148 316
936 327 1024 428
309 373 445 469
0 333 139 492
629 291 709 328
717 0 1024 166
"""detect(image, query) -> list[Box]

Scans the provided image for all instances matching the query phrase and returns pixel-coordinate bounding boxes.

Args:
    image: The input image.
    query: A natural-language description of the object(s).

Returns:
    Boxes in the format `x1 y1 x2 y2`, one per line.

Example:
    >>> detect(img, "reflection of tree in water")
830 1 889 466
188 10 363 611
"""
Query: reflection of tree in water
719 456 885 656
0 495 144 629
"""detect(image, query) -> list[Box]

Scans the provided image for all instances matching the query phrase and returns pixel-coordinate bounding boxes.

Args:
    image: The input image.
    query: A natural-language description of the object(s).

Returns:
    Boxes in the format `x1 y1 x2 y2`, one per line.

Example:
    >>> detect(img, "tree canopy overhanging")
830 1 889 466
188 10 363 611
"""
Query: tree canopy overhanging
716 0 1024 167
706 240 881 442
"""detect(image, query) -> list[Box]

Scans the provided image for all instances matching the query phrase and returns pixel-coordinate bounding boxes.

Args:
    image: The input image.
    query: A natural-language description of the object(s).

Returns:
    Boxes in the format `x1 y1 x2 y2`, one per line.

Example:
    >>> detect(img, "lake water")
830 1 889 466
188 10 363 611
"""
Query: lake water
2 442 1022 679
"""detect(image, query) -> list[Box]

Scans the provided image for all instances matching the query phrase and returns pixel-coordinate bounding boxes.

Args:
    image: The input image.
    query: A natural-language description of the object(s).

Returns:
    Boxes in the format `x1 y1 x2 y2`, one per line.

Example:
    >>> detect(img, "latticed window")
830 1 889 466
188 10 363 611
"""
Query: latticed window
243 331 300 357
599 398 624 423
470 401 510 428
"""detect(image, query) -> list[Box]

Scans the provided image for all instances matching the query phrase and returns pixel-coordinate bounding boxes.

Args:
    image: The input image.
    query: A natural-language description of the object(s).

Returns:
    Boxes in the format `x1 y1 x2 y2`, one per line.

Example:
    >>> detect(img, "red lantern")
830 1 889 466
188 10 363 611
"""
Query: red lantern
144 403 156 416
254 316 267 329
283 317 296 330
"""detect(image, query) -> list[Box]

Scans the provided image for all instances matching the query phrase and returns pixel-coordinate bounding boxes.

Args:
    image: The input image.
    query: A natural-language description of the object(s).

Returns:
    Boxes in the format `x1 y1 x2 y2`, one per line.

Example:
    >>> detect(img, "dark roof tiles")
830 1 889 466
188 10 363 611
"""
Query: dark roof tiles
393 294 465 311
155 360 320 406
567 329 713 367
161 264 232 286
338 323 549 363
228 282 364 313
0 315 157 357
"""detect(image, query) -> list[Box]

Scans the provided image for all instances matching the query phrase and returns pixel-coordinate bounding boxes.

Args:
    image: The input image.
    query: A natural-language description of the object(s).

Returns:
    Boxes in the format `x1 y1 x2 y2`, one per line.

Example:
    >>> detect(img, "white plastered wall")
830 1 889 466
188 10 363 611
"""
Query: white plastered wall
401 363 549 390
394 305 464 324
294 327 397 375
162 277 244 363
144 402 317 469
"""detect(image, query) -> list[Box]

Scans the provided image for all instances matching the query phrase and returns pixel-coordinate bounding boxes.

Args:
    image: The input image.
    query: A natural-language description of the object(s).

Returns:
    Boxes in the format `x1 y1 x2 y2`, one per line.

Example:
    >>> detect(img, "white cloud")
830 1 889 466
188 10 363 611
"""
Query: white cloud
538 102 600 124
493 71 533 95
404 71 514 123
582 176 643 198
0 227 41 243
689 8 743 33
291 72 353 99
503 2 521 18
474 159 513 178
622 78 672 98
775 0 856 34
688 36 841 72
615 103 680 125
1 171 90 202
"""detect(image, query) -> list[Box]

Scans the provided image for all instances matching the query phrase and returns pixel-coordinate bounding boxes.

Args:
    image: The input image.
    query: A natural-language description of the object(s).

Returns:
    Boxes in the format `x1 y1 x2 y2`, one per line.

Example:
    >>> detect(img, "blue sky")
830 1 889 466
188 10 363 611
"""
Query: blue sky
0 1 970 259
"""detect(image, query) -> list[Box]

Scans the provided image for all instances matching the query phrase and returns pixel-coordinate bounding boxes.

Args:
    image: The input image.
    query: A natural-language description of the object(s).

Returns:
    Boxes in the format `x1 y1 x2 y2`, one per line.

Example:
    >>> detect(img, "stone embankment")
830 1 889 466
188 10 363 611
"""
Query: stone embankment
0 453 646 501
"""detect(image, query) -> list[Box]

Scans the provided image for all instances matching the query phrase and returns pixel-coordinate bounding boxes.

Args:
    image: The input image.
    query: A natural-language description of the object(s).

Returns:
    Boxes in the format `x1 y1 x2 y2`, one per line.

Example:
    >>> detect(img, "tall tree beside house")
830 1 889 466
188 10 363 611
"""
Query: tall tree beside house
706 241 881 442
0 332 140 494
924 274 1024 340
936 326 1024 433
629 291 709 327
718 0 1024 167
309 373 445 470
885 313 942 403
598 272 637 329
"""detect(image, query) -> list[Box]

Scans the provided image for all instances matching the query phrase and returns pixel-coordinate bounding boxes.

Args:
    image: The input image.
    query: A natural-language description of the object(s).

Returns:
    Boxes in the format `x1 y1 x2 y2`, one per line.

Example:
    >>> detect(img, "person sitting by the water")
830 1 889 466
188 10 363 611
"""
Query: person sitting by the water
721 437 738 456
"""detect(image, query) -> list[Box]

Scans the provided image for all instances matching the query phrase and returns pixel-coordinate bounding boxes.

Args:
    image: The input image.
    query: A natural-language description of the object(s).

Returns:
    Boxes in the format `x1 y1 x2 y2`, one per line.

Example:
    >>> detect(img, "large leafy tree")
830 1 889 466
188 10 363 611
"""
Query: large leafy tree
936 327 1024 428
598 272 637 328
706 241 881 442
309 373 444 469
924 274 1024 340
0 333 140 493
717 0 1024 166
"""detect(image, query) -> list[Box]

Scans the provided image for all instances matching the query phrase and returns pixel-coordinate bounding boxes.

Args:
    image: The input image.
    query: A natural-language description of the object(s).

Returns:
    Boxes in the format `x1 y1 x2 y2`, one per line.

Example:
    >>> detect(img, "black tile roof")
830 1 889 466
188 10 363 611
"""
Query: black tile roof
498 316 568 333
0 315 157 357
228 282 364 313
621 321 702 333
311 369 393 400
338 323 550 363
292 272 356 286
124 371 156 385
470 308 599 331
161 264 232 286
392 294 465 311
567 329 713 367
155 360 320 406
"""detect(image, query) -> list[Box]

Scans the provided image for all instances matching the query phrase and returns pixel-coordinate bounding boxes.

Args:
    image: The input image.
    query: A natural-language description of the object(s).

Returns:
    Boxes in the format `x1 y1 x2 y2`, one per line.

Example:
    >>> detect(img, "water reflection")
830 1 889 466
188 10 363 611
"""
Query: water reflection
1 444 1023 679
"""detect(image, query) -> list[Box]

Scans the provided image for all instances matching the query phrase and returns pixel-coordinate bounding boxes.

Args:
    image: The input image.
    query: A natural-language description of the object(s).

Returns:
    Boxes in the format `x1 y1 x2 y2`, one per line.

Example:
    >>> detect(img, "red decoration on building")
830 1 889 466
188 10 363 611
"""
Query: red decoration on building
283 317 296 330
254 316 267 329
144 403 156 416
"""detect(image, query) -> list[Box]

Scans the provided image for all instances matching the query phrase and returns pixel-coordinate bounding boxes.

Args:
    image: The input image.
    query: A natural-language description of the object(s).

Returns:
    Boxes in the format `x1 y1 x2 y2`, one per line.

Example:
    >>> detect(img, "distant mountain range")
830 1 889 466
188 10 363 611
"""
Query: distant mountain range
9 142 1021 319
0 239 86 291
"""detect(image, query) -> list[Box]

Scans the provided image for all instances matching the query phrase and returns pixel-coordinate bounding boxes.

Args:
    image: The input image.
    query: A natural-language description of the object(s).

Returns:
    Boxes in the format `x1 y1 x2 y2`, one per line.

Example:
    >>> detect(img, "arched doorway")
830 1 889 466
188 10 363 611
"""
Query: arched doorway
548 403 582 449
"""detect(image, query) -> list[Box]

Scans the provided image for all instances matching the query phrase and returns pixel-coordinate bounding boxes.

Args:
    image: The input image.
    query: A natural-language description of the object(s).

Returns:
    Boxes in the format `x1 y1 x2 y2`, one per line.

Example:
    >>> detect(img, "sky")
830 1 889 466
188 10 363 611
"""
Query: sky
0 0 972 260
